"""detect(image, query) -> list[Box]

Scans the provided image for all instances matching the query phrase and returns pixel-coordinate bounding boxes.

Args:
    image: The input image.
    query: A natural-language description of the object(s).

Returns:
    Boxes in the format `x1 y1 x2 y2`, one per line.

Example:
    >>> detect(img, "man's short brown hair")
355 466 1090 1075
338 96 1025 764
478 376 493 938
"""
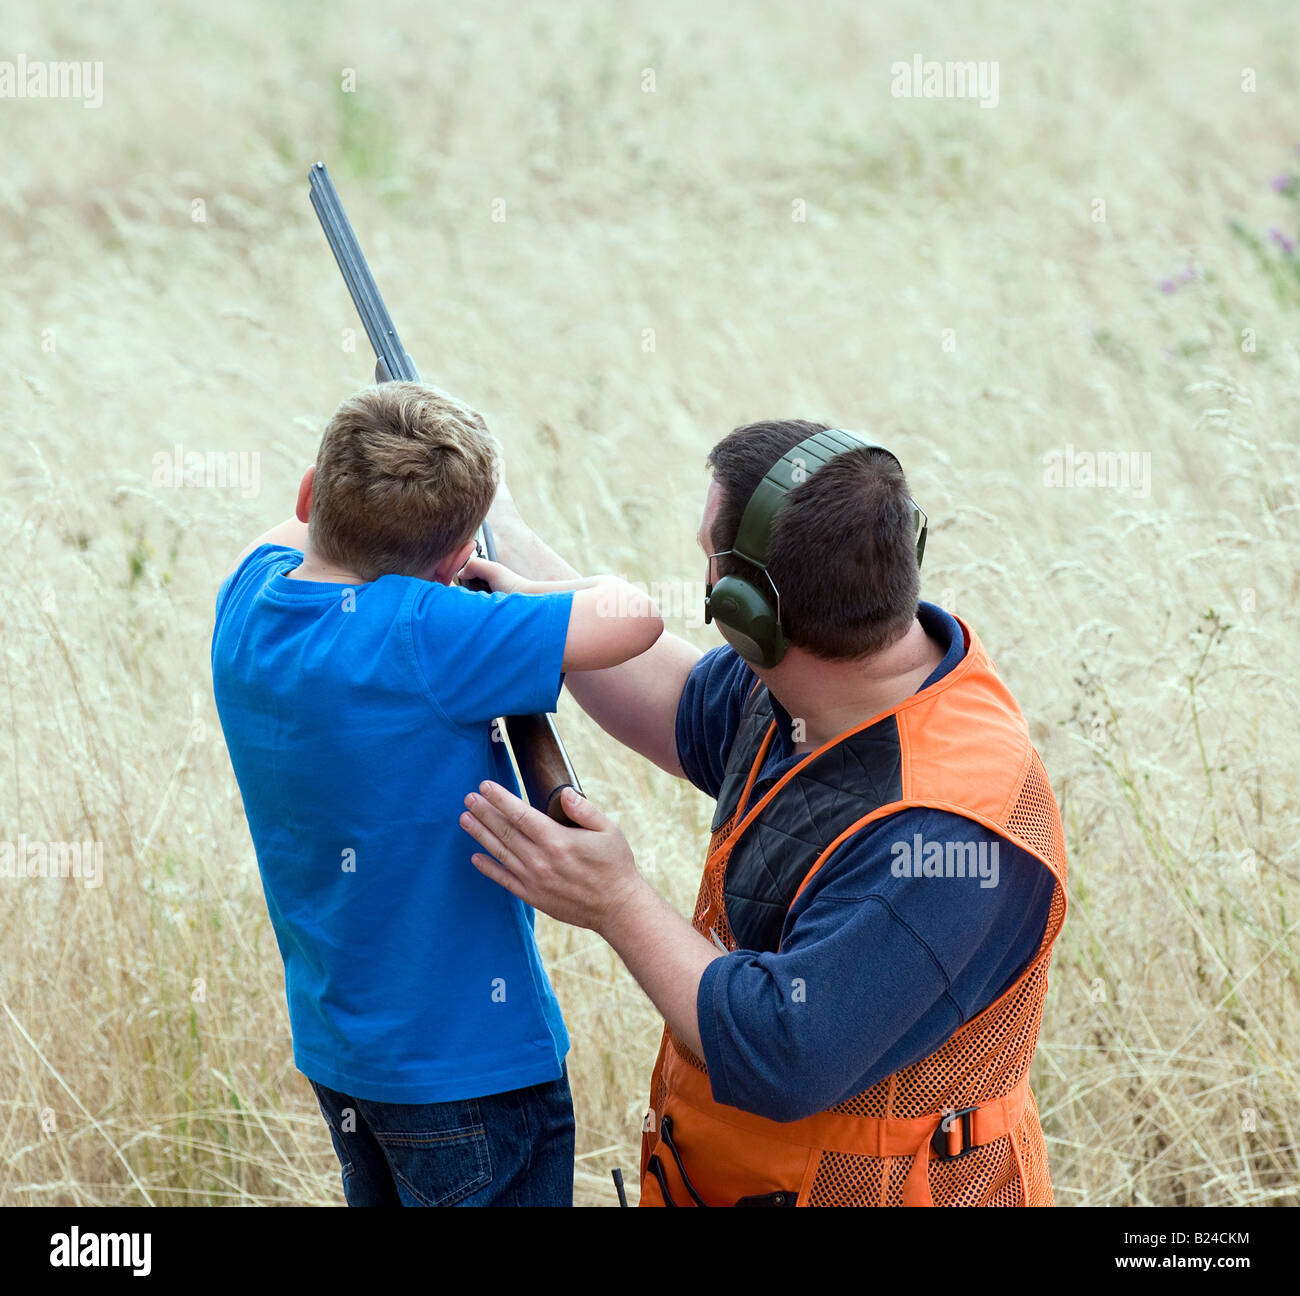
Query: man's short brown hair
310 383 500 581
706 419 921 660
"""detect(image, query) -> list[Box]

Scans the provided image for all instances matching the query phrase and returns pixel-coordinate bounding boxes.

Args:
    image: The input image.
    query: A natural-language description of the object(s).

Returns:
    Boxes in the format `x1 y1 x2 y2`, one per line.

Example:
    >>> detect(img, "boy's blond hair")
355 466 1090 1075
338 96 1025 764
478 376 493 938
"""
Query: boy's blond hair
310 383 500 581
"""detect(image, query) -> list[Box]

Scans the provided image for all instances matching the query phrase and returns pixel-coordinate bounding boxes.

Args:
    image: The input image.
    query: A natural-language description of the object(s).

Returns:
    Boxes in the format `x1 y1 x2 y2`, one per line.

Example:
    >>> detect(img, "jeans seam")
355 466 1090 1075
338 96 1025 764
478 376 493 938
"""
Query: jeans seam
371 1127 486 1147
518 1088 535 1177
391 1156 491 1208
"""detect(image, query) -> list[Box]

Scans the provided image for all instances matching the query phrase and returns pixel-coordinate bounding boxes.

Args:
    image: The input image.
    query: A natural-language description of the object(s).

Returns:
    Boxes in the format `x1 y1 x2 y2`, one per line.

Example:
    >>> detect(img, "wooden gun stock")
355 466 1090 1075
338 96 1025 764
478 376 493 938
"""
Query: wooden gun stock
470 521 581 827
308 161 582 828
502 713 580 825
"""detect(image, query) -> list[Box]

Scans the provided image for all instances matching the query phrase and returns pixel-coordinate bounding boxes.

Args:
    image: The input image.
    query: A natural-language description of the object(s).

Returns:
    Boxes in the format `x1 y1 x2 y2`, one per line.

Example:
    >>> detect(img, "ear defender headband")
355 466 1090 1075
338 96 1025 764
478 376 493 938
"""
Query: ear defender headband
703 428 928 669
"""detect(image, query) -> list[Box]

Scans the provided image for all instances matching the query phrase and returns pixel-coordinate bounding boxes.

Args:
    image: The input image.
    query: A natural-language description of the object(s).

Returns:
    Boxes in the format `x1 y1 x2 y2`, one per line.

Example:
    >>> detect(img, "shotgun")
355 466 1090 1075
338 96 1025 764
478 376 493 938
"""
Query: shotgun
308 160 581 825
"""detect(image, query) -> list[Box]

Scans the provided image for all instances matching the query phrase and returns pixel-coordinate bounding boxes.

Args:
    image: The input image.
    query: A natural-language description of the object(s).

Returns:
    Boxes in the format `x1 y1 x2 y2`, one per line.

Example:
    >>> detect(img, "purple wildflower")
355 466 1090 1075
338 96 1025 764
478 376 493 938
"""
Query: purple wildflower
1158 278 1177 293
1271 173 1292 193
1267 226 1296 255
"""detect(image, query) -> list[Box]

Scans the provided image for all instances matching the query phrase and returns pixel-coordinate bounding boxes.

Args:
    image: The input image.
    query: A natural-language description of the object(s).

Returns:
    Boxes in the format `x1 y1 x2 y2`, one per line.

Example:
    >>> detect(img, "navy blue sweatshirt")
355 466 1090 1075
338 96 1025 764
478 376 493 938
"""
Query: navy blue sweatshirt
675 603 1055 1122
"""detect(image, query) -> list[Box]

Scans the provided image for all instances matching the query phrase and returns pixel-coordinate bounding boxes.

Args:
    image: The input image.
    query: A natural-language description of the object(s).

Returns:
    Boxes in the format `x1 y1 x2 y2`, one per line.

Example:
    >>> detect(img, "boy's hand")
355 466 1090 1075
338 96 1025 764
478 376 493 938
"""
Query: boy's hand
460 782 643 934
459 555 528 594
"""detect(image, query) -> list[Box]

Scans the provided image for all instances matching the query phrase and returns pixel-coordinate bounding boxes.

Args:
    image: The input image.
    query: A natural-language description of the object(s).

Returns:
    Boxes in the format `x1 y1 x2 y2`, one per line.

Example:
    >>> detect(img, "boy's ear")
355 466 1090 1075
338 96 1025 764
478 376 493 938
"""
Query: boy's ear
295 466 315 523
432 539 476 586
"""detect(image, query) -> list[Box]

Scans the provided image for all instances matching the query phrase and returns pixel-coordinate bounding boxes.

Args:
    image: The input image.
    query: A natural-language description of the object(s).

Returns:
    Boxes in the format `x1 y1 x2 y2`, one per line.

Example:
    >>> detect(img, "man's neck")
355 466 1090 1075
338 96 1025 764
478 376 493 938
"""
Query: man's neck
762 615 947 755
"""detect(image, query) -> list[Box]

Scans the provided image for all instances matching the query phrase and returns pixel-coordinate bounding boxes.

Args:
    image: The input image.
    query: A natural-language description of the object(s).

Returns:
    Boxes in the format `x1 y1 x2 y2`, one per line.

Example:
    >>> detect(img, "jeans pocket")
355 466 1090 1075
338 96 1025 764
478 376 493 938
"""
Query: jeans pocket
310 1086 355 1182
370 1099 493 1207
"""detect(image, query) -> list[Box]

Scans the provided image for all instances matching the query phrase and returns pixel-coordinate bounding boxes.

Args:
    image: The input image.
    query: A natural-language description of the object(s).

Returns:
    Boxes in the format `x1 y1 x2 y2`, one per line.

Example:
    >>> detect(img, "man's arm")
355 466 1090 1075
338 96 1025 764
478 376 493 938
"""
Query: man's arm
594 868 719 1060
484 482 702 777
460 781 720 1057
691 815 1056 1121
462 785 1056 1123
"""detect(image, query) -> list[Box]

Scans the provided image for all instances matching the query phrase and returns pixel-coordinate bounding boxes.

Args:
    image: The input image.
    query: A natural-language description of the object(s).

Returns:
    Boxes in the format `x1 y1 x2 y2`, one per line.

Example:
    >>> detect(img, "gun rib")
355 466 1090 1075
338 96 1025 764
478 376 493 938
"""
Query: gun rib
309 162 417 382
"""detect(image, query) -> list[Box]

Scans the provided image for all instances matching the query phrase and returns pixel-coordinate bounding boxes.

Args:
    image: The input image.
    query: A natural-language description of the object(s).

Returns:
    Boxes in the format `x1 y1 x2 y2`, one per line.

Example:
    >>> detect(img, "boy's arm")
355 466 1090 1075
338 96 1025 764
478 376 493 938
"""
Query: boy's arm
459 558 665 673
224 517 308 580
477 486 702 777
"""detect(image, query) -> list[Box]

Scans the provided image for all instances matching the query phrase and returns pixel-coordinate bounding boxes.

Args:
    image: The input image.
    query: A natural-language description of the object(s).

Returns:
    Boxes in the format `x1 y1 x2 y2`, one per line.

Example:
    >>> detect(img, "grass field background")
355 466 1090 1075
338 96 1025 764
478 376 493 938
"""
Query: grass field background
0 0 1296 1206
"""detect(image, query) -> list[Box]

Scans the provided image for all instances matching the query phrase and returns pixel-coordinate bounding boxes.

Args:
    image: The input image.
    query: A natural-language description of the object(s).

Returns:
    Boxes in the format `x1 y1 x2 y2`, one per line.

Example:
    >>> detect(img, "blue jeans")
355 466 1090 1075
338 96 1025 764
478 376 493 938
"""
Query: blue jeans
309 1064 575 1207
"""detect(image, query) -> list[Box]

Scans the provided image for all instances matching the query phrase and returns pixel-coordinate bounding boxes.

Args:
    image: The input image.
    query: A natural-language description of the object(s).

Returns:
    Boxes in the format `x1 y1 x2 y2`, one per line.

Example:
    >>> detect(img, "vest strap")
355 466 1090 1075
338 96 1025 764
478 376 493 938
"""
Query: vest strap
897 1072 1032 1206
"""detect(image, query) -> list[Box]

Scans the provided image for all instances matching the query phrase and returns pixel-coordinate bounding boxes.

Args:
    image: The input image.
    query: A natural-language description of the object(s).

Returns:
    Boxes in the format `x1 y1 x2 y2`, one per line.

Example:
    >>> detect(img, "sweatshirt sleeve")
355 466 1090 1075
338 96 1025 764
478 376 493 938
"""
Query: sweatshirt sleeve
673 646 757 799
695 809 1056 1122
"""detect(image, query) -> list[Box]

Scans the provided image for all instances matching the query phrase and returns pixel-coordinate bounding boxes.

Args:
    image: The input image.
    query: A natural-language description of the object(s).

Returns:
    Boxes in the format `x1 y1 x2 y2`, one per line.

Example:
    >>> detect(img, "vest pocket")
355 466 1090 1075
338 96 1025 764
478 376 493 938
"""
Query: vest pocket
645 1099 814 1206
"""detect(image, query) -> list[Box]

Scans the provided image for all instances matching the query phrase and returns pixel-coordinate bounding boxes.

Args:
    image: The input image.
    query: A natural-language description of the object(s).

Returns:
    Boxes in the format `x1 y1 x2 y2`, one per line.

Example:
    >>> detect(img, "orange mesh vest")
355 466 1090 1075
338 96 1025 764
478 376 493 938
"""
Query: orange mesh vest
640 616 1067 1207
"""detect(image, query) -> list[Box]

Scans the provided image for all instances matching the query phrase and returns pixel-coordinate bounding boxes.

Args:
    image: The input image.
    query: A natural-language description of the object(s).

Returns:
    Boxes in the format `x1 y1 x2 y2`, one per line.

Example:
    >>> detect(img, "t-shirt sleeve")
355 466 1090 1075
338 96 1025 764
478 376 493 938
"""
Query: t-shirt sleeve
674 645 759 799
410 583 575 726
215 544 303 627
695 809 1056 1122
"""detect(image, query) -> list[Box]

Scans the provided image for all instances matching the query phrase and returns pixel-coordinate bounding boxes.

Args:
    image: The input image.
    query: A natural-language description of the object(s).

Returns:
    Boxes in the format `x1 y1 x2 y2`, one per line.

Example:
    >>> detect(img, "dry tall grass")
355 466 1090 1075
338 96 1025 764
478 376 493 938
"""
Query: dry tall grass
1 0 1296 1206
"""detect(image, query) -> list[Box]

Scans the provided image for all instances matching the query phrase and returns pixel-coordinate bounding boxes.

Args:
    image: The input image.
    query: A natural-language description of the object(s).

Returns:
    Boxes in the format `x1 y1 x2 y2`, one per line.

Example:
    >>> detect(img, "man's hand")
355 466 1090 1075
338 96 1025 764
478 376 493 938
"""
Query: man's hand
460 782 641 932
460 780 723 1058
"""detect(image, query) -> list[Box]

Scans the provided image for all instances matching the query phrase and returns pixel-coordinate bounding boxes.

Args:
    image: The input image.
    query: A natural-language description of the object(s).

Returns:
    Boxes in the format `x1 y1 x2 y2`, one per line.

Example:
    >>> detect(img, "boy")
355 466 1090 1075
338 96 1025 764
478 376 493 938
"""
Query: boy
210 382 662 1206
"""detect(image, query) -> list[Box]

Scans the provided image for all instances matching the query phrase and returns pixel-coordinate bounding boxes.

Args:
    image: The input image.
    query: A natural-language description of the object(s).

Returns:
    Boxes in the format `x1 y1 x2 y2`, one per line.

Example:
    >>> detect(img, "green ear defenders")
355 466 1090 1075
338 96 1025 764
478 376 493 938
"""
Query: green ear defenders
703 428 928 669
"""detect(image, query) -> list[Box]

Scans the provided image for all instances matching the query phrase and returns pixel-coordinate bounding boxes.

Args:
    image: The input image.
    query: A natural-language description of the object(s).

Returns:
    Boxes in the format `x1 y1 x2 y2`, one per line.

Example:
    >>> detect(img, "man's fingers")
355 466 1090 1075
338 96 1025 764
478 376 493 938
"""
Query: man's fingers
558 785 611 832
473 781 560 855
462 792 543 869
460 805 529 875
470 851 526 900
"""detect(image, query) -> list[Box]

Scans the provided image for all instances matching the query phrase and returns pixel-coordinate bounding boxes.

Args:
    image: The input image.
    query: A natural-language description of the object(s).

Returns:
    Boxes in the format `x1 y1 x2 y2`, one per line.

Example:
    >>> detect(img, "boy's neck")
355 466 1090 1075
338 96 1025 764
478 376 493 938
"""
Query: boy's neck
287 545 367 585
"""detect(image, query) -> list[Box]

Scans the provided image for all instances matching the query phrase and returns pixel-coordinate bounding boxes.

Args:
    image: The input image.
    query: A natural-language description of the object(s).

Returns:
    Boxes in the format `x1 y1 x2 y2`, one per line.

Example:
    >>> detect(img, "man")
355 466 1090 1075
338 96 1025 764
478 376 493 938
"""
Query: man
461 419 1068 1207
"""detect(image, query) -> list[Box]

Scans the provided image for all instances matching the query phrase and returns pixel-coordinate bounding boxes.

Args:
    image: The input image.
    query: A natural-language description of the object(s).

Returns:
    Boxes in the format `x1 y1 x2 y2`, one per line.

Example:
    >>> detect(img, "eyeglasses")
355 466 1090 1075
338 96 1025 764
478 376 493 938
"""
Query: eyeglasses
913 500 928 567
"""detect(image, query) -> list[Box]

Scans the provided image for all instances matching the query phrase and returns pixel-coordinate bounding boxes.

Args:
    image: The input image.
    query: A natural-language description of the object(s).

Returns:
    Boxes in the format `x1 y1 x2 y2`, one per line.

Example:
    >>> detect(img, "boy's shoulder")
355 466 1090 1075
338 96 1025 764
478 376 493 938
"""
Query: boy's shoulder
213 546 571 734
215 544 305 624
215 543 557 635
228 542 302 579
408 579 574 729
407 579 574 655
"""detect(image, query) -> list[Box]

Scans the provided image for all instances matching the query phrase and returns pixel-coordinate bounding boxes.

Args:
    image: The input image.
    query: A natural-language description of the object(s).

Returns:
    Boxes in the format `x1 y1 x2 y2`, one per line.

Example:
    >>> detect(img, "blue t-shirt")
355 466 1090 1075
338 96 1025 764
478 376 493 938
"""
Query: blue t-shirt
211 544 575 1103
675 602 1057 1122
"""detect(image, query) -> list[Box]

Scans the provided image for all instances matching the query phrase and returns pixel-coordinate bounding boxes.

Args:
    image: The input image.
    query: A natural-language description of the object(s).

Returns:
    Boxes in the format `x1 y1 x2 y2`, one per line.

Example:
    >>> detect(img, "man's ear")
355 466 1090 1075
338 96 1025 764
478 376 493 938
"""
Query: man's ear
295 466 315 523
432 540 476 586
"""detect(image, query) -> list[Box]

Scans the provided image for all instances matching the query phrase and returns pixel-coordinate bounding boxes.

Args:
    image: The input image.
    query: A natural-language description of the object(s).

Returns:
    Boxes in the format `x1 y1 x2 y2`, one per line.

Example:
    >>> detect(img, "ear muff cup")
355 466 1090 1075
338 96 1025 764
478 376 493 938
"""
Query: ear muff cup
704 574 790 669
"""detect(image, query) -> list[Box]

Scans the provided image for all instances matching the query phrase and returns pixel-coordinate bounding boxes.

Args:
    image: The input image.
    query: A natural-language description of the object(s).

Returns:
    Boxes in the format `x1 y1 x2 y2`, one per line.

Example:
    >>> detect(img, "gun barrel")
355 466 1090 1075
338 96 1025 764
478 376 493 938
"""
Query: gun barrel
309 161 417 384
307 162 582 826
